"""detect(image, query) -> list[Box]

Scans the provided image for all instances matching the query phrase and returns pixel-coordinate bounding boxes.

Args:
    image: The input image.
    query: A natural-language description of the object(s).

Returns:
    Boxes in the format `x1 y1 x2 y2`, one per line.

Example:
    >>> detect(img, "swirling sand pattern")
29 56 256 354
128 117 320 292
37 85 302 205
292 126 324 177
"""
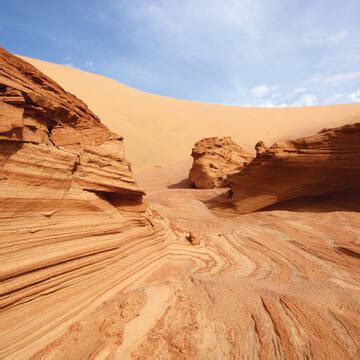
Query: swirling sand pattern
125 170 360 359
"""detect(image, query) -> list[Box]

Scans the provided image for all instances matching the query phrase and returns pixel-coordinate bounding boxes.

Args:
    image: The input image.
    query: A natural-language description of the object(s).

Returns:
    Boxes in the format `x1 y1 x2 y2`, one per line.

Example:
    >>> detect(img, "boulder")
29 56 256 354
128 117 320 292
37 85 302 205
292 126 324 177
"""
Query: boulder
189 136 253 189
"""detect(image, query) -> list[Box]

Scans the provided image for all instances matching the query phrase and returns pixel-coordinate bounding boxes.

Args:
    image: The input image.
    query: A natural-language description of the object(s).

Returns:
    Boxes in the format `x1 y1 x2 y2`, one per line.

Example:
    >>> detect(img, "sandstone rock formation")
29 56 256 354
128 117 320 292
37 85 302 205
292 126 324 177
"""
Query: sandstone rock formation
2 47 359 359
134 163 360 359
229 122 360 213
189 136 253 189
0 48 170 358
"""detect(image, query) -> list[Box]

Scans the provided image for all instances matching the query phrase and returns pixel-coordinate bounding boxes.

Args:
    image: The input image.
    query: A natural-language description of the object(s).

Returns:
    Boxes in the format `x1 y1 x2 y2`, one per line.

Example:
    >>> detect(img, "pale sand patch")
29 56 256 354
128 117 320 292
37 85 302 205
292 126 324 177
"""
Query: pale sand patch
116 285 172 359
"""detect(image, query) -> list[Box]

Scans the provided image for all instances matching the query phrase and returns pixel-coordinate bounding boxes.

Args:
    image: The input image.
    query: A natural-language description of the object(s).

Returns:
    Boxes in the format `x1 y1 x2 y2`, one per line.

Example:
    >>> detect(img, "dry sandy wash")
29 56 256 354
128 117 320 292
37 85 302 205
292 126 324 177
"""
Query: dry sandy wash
0 50 359 359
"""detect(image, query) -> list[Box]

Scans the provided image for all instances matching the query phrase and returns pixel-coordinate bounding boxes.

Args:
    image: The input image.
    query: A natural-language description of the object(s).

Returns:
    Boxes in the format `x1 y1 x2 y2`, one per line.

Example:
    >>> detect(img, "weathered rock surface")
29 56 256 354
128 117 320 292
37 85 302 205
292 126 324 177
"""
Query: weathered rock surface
229 122 360 213
132 163 360 359
189 136 253 189
0 48 171 358
2 48 360 359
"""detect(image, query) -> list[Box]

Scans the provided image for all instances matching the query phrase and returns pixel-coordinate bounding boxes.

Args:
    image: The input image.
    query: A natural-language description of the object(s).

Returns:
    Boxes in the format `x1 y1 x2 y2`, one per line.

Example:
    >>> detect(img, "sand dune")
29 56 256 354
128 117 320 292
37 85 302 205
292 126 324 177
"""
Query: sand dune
22 56 360 169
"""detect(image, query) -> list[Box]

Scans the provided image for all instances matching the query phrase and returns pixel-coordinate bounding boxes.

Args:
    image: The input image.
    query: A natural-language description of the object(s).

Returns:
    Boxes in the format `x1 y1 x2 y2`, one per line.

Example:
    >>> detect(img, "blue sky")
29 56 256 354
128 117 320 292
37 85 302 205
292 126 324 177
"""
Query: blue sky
1 0 360 106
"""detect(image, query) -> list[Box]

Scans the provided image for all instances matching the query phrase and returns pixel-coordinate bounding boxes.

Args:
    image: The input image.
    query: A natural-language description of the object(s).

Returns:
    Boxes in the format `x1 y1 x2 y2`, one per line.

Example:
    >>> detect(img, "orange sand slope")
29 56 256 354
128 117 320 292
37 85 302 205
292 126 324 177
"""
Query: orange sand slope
22 56 360 169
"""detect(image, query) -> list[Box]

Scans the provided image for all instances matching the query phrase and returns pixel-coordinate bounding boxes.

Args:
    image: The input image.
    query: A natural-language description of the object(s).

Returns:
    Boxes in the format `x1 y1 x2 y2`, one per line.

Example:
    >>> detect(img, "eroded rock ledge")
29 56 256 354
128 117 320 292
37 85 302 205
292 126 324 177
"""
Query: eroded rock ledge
229 122 360 213
0 48 170 358
189 136 253 189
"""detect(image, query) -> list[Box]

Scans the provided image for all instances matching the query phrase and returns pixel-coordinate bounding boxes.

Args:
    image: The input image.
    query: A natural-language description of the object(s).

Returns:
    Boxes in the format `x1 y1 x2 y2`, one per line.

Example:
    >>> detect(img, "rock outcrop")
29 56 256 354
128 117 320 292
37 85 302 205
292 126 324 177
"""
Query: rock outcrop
0 48 170 358
134 160 360 359
229 122 360 213
189 136 253 189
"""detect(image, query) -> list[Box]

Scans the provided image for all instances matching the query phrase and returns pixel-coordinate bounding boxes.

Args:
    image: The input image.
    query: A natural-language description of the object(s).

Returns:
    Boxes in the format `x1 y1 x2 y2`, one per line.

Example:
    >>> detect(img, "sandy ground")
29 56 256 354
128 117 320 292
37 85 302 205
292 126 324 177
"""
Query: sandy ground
21 56 360 170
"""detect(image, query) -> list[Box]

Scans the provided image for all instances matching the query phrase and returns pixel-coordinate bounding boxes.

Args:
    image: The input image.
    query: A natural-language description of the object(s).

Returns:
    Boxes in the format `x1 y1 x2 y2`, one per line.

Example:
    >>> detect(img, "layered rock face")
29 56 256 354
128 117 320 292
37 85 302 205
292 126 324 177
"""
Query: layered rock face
0 48 170 358
229 122 360 213
189 136 253 188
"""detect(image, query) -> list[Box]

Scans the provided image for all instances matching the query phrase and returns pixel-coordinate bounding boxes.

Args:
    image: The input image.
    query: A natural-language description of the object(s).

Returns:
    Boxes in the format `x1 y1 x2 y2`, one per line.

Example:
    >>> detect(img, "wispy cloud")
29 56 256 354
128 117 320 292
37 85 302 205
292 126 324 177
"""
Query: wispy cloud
250 84 277 98
112 0 273 64
304 29 348 46
309 72 360 84
349 90 360 102
324 93 345 103
107 1 360 105
292 88 307 94
292 94 318 106
221 81 360 108
6 0 359 106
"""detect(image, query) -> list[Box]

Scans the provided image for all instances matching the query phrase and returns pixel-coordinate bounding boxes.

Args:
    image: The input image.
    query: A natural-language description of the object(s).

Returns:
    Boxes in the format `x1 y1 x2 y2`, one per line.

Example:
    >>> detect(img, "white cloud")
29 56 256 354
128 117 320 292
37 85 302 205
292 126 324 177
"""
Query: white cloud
293 94 318 106
103 1 360 105
304 29 348 46
324 93 345 103
271 91 282 99
323 91 360 104
120 0 266 36
250 84 276 98
220 82 359 108
281 87 308 101
257 99 274 107
349 90 360 102
113 0 270 63
224 83 322 108
309 72 360 84
292 88 307 94
257 100 287 108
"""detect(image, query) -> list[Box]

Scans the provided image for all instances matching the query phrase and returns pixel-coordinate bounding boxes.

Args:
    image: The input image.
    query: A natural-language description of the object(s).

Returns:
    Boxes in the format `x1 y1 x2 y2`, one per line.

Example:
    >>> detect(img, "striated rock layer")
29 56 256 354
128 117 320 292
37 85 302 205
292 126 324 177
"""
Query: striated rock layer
128 164 360 359
229 123 360 213
189 136 253 189
0 48 171 358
